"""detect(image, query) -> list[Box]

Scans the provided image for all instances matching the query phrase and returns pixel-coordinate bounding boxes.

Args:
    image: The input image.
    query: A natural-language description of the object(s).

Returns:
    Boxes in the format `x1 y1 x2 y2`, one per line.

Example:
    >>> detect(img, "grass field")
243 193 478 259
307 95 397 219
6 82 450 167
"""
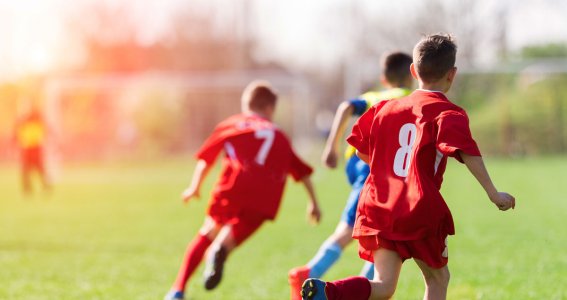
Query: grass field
1 156 566 299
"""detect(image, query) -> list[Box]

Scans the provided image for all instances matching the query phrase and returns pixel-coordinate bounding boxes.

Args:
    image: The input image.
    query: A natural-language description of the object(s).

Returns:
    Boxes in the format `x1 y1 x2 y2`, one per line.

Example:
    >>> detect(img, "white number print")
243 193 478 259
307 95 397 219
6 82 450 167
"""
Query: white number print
393 123 417 177
254 128 275 165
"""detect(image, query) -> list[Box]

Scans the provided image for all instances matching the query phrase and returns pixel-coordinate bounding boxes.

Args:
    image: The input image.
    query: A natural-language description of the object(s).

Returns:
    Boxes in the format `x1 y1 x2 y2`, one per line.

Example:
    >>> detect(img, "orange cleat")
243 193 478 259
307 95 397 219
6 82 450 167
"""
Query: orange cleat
288 266 311 300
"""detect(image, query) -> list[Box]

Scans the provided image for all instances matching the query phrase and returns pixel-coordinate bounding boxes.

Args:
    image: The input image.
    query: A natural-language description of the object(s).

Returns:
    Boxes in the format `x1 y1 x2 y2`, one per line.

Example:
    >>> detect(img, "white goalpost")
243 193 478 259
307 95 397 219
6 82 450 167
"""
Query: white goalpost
42 70 317 164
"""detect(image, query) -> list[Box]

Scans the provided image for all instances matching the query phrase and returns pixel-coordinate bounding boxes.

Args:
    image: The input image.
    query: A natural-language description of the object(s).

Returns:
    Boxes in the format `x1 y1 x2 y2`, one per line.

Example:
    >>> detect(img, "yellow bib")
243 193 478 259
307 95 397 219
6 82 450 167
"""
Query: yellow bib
17 121 45 148
344 88 412 159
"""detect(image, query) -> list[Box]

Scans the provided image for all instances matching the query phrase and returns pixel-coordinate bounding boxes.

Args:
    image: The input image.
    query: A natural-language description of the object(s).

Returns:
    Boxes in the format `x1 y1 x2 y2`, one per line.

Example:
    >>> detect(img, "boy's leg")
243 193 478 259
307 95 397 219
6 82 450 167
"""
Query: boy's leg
36 152 51 192
359 261 375 279
168 217 220 295
21 153 32 195
203 215 264 290
302 276 371 300
290 179 361 285
293 167 367 300
289 222 353 300
367 248 403 300
301 248 402 300
307 221 354 277
408 233 450 300
203 225 234 290
414 259 450 300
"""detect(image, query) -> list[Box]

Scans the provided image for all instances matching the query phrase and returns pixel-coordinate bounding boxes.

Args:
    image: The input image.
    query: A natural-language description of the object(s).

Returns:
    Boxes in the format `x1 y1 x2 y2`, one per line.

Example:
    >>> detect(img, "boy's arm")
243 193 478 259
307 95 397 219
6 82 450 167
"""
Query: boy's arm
299 175 321 225
181 159 213 203
460 152 516 211
322 101 355 169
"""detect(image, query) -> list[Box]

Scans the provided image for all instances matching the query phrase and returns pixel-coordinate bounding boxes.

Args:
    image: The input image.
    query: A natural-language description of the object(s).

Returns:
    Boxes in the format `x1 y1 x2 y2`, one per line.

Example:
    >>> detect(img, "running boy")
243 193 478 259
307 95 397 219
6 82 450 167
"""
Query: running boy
288 52 413 300
301 34 516 300
164 80 321 300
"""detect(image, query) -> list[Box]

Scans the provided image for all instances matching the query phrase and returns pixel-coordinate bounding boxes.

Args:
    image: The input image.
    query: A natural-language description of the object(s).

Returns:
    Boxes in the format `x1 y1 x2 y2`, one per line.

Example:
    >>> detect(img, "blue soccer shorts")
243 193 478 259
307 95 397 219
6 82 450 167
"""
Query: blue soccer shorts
341 155 370 227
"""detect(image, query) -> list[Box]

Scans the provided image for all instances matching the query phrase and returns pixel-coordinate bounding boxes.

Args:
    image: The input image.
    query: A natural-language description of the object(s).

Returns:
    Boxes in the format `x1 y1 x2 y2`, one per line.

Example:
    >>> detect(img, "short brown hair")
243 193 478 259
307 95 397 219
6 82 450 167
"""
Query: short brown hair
241 80 278 111
381 52 412 86
413 34 457 83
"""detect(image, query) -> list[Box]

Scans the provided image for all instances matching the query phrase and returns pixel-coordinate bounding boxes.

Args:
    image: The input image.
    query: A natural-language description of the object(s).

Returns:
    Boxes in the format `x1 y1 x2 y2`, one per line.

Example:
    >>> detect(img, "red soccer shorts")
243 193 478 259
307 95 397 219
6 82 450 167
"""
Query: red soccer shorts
208 203 266 245
358 233 449 269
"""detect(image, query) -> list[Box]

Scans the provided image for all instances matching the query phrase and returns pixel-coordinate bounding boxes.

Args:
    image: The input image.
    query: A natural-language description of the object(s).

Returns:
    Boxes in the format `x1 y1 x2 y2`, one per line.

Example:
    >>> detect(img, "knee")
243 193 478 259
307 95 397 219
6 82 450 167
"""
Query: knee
369 280 397 300
199 219 220 240
333 233 352 248
330 225 354 248
424 268 450 288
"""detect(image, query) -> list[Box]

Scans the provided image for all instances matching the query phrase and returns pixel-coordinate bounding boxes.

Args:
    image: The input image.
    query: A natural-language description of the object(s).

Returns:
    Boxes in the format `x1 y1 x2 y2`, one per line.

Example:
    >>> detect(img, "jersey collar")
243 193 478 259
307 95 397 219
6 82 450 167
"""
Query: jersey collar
414 89 450 102
416 88 445 94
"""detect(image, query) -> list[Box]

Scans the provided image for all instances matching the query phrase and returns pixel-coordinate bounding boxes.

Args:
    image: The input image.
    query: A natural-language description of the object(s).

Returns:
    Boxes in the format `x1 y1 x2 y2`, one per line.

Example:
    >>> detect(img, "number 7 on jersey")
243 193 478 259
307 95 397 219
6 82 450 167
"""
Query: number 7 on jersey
254 128 275 165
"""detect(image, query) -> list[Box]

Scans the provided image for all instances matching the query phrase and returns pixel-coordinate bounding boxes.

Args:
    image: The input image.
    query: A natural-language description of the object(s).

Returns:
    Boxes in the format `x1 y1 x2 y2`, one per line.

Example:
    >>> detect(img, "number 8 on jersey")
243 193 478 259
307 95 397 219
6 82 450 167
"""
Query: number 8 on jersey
393 123 417 177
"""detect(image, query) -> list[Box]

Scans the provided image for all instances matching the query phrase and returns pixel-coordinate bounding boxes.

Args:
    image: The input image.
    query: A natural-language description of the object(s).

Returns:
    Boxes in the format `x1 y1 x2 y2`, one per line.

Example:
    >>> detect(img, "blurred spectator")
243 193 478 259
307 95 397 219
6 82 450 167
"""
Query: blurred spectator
13 100 52 196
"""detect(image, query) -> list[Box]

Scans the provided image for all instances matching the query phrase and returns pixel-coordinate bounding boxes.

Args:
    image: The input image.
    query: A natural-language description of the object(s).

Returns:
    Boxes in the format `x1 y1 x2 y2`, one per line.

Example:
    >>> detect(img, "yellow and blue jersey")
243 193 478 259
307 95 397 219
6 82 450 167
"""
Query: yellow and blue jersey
339 87 411 227
344 88 412 159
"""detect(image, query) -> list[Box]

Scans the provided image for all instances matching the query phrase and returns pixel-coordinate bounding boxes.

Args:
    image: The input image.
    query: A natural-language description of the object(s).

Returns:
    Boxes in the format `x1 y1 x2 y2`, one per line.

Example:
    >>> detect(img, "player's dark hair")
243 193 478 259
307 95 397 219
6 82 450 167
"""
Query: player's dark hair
413 33 457 83
242 80 278 111
381 52 412 86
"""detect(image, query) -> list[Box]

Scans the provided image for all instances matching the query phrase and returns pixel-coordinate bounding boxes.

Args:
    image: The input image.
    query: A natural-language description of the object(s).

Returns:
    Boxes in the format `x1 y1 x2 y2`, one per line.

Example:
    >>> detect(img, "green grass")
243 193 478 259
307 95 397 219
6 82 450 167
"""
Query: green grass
1 157 566 299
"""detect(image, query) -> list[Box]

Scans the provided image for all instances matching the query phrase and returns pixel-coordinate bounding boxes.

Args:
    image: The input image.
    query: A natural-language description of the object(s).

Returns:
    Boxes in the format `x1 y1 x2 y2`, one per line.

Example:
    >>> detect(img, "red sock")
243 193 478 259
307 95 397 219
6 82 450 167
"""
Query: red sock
325 276 371 300
172 234 212 291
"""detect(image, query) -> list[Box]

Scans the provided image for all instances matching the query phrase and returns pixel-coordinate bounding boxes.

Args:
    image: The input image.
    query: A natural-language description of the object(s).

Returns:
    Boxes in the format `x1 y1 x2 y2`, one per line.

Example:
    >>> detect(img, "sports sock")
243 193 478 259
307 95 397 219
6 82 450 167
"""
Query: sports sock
307 241 342 278
360 261 375 279
325 276 371 300
172 234 212 292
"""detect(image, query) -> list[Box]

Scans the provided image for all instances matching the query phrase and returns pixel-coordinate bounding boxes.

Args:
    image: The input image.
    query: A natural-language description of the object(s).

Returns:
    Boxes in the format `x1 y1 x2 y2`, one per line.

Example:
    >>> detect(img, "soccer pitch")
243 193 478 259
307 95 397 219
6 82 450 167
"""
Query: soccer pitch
0 157 566 299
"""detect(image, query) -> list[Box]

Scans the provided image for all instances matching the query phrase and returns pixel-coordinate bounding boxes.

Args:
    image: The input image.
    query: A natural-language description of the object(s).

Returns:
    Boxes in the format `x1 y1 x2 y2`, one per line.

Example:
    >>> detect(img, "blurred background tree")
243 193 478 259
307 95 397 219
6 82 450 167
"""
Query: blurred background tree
1 0 566 161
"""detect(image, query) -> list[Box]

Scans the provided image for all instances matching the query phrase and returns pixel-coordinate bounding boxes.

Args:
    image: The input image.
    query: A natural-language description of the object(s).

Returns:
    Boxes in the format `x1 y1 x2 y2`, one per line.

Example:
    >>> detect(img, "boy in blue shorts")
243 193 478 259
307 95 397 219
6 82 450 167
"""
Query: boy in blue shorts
288 52 413 300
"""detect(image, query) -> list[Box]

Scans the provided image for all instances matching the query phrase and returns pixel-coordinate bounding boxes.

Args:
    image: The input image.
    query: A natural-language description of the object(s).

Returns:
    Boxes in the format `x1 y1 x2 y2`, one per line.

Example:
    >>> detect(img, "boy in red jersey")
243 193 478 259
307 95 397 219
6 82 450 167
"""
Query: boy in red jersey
164 80 321 300
301 34 516 300
288 52 413 300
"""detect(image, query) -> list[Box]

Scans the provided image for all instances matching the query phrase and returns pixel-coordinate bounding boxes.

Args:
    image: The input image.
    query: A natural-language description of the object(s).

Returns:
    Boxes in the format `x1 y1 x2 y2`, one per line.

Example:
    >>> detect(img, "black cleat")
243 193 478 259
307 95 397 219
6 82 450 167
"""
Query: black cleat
301 278 328 300
203 245 228 290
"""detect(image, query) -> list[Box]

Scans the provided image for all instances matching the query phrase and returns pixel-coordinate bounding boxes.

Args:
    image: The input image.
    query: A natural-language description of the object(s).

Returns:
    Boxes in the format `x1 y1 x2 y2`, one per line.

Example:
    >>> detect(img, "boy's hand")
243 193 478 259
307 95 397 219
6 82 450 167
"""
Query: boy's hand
489 192 516 211
307 202 322 225
181 186 200 203
322 148 338 169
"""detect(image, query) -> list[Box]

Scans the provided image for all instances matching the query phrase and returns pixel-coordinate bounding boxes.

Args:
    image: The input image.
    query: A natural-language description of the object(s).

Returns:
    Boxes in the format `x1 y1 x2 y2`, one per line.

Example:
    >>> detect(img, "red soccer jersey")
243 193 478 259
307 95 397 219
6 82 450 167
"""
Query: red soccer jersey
347 90 481 240
195 113 313 220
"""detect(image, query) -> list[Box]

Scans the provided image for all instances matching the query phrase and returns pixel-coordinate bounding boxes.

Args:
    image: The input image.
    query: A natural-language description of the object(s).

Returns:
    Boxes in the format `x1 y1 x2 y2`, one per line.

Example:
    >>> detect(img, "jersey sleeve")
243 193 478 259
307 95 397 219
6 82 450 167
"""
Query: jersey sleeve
436 111 481 163
289 150 313 181
349 98 369 116
195 125 228 164
346 105 376 155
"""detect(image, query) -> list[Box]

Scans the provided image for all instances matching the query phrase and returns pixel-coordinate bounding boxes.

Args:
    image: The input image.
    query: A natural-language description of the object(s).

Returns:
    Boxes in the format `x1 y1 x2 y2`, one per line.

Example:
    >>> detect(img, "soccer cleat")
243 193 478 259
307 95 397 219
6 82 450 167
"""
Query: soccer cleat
163 290 184 300
301 278 328 300
288 266 311 300
203 245 228 290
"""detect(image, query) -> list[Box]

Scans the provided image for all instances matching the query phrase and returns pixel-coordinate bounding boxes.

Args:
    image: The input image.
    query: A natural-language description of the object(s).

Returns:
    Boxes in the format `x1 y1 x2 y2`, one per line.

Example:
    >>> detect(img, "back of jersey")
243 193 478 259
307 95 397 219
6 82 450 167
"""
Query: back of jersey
348 90 471 239
344 88 412 160
222 115 292 186
199 113 312 219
